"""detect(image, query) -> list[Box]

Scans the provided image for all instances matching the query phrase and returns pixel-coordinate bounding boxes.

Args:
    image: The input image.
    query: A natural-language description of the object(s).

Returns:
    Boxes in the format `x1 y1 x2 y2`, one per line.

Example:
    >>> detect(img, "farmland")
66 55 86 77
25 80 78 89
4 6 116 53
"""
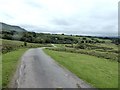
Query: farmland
47 42 119 62
0 22 119 89
43 40 119 88
1 36 119 88
44 49 118 88
1 39 52 54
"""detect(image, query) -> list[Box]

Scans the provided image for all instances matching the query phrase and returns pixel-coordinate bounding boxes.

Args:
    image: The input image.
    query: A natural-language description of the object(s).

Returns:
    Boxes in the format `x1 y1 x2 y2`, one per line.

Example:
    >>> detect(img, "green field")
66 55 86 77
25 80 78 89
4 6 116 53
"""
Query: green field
1 22 119 89
2 48 28 88
1 38 119 88
49 42 118 62
44 49 118 88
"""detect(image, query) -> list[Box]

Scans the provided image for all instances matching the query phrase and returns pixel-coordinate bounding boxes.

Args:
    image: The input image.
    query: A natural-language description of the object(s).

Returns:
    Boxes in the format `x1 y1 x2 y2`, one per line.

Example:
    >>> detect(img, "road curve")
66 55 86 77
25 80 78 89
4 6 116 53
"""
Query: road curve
16 48 93 88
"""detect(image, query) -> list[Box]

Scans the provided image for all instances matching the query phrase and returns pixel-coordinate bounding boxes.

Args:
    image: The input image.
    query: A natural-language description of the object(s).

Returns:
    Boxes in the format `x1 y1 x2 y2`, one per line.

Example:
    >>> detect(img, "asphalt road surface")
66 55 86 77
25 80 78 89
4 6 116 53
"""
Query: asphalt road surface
16 48 93 88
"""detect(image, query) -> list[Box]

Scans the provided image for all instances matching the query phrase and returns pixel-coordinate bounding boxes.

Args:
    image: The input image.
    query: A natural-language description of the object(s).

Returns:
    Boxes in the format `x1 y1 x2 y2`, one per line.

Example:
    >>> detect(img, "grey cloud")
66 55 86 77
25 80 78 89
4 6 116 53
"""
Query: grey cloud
20 23 118 36
1 0 117 37
20 24 53 32
51 18 72 26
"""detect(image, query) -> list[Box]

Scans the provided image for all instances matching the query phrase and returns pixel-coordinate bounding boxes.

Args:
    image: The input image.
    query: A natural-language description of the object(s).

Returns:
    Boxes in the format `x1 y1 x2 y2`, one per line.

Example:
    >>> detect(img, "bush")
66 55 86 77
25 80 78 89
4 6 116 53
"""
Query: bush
46 47 118 62
2 39 52 54
24 41 27 46
75 44 87 49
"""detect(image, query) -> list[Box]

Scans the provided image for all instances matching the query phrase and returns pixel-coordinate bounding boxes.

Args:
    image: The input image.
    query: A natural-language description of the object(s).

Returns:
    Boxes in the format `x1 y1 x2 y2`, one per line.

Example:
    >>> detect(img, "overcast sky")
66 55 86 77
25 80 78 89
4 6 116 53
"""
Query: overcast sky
0 0 119 36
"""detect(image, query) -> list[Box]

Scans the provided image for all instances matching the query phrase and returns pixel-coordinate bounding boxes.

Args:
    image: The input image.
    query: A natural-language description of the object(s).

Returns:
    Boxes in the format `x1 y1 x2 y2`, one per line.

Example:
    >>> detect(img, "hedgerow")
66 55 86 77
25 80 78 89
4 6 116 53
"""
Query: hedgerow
46 47 118 62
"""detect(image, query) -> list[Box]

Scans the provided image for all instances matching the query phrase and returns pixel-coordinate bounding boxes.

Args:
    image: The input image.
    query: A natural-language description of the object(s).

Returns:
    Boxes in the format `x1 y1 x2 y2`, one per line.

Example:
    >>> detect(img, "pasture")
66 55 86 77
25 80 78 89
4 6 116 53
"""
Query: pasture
44 49 118 88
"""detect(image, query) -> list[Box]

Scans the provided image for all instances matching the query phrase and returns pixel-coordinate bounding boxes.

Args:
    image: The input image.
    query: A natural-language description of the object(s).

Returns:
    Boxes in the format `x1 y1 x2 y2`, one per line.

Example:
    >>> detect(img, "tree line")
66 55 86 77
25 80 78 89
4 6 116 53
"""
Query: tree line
1 30 119 45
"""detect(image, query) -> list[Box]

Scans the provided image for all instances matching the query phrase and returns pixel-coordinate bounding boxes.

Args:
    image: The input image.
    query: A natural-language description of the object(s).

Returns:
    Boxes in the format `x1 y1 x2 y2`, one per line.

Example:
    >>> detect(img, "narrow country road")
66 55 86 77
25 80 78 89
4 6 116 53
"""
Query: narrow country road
16 48 93 88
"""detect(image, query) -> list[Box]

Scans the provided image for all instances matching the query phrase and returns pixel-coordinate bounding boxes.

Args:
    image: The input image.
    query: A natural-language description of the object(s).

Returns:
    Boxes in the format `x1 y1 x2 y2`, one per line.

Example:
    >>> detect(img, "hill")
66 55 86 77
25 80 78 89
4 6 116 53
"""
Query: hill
0 22 119 45
0 22 27 32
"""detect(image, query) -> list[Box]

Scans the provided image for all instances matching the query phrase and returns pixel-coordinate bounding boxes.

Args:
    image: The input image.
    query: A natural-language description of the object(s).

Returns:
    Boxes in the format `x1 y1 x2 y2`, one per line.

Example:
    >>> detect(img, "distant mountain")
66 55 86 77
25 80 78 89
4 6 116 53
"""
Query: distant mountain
0 22 27 32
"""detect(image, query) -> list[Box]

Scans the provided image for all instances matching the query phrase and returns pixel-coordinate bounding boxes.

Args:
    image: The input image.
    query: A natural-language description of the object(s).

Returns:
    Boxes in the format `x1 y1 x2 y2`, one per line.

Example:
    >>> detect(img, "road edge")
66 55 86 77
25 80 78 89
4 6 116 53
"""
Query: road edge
8 49 28 88
42 48 96 89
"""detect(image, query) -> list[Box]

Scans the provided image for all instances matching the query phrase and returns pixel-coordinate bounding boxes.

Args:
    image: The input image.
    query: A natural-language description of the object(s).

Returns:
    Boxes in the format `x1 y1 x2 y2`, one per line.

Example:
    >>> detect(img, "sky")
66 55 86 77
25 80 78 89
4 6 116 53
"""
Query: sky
0 0 119 36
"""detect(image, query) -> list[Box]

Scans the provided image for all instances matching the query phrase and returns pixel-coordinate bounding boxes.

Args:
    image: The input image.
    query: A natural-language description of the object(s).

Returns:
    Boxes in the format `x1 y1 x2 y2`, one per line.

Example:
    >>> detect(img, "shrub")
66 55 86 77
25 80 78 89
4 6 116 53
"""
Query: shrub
46 47 118 62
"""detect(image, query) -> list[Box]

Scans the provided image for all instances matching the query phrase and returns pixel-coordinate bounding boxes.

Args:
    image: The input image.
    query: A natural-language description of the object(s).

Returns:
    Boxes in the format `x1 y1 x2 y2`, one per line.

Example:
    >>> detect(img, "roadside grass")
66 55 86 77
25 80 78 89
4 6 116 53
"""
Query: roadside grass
1 39 52 88
1 39 52 54
44 49 118 88
54 44 65 47
2 48 28 88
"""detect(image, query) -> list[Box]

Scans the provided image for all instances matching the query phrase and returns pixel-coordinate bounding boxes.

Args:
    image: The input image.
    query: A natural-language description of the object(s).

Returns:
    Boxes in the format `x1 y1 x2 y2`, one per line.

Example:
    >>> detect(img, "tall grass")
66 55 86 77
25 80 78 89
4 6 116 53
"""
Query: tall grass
1 39 52 54
46 47 118 62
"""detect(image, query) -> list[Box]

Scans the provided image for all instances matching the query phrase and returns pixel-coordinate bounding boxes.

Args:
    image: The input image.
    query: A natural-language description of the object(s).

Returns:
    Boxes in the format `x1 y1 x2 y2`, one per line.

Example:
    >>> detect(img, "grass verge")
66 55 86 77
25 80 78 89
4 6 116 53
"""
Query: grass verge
44 49 118 88
2 48 28 88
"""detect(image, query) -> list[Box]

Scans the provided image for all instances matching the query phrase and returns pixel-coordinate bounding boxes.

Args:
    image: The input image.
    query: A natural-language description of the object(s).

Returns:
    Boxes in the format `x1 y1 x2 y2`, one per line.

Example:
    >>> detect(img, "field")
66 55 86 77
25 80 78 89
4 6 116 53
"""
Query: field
51 42 119 62
0 36 119 88
1 39 52 54
1 22 119 89
44 49 118 88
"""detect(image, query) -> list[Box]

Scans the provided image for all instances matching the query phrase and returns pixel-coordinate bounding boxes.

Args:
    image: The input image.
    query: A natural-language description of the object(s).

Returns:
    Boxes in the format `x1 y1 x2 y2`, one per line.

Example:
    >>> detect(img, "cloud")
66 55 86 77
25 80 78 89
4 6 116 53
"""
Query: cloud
0 0 119 36
51 18 72 26
24 0 42 8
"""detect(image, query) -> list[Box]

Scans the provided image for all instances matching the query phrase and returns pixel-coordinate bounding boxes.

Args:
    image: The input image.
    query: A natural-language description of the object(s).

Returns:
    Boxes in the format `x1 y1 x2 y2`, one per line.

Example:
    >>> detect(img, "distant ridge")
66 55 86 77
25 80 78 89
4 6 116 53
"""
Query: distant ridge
0 22 27 32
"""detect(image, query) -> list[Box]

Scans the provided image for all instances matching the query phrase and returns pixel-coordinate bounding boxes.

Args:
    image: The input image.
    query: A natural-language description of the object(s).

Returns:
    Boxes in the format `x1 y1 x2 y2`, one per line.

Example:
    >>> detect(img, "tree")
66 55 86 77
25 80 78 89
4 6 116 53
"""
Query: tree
82 37 86 40
2 34 12 40
24 41 27 46
76 43 87 49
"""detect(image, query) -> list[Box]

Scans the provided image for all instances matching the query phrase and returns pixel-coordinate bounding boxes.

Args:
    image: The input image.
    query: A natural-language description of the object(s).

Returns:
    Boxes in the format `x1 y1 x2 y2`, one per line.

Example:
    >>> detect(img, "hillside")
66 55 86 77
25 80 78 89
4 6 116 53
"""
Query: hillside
0 22 27 32
0 22 119 45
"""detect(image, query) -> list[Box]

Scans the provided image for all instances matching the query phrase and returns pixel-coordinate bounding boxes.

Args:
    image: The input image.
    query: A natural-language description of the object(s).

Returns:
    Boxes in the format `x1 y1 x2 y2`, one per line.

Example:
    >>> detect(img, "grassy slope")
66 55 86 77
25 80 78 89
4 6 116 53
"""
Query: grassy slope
44 49 118 88
2 48 28 88
1 39 52 47
1 39 52 54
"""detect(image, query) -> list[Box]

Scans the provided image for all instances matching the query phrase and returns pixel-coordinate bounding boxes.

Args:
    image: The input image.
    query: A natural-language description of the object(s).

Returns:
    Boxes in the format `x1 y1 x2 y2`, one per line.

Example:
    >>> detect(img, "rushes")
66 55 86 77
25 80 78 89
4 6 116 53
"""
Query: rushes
46 47 118 62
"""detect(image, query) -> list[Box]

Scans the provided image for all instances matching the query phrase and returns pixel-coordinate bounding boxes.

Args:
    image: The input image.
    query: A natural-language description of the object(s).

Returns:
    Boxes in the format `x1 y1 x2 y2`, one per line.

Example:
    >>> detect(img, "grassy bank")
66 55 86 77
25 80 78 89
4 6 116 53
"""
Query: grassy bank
47 47 118 62
44 49 118 88
2 48 28 88
1 39 52 54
